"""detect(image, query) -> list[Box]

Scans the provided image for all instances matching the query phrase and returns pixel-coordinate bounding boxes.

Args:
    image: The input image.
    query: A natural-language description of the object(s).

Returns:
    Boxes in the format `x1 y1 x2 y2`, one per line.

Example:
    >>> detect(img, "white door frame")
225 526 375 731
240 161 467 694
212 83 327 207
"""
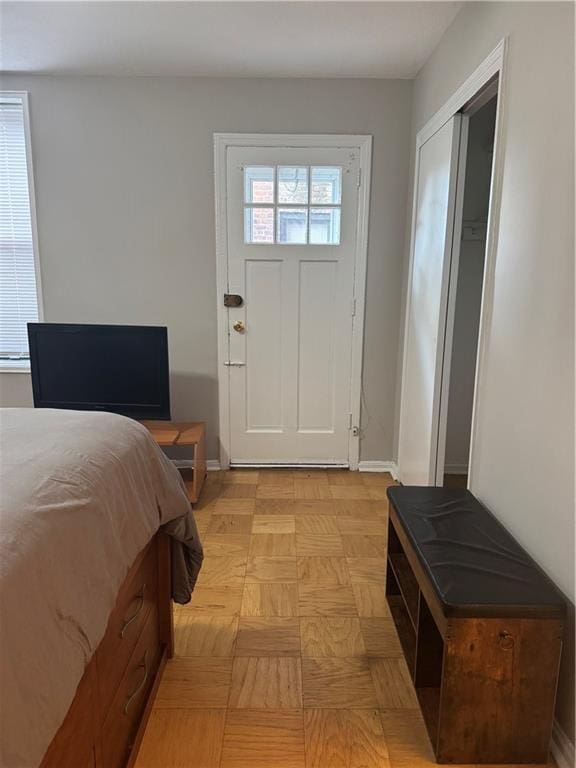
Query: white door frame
214 133 372 470
434 113 470 485
398 38 508 488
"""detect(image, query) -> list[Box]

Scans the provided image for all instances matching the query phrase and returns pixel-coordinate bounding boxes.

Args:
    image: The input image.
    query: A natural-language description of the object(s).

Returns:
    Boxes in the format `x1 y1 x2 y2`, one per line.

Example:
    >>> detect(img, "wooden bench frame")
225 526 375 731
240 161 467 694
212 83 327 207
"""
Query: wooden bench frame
386 499 564 764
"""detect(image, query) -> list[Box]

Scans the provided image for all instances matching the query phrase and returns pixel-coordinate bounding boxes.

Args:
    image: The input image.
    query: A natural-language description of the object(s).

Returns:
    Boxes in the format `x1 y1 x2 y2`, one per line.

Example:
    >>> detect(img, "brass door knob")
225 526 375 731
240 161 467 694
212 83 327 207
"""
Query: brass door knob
233 320 245 333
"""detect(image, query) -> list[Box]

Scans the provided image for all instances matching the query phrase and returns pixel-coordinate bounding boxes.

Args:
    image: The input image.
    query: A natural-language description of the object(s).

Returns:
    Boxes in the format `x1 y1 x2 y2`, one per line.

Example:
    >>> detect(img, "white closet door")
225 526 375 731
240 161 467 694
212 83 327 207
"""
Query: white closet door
398 116 462 485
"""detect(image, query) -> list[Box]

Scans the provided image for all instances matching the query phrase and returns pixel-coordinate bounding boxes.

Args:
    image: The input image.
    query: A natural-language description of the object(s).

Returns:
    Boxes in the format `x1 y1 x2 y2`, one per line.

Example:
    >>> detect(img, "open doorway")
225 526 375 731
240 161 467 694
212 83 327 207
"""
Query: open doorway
398 42 504 488
440 93 498 489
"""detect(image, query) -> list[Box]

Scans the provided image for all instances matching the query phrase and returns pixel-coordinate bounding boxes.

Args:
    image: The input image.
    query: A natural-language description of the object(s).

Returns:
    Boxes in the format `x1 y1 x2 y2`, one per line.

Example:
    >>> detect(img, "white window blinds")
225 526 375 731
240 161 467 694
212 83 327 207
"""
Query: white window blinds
0 95 40 362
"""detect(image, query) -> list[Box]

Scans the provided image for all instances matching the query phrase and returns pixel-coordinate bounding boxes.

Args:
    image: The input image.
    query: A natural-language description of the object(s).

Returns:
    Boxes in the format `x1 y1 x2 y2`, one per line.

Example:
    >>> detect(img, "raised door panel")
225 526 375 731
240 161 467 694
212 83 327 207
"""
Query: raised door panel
297 259 337 433
245 259 284 431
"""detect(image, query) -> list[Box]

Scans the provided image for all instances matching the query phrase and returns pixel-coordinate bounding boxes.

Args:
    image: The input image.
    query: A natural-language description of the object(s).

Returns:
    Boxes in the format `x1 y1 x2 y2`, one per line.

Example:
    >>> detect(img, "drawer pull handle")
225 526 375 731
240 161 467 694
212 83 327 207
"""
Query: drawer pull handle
120 584 146 638
124 650 149 715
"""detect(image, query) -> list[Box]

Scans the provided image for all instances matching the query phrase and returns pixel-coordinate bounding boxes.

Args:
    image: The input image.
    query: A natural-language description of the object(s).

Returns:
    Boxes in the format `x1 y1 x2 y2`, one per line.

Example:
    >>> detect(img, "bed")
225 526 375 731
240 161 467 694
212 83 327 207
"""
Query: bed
0 408 204 768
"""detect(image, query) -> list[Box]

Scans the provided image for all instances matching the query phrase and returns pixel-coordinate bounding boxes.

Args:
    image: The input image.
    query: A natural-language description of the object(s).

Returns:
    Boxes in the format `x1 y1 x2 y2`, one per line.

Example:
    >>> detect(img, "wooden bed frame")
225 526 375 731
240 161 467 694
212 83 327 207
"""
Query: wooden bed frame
40 532 173 768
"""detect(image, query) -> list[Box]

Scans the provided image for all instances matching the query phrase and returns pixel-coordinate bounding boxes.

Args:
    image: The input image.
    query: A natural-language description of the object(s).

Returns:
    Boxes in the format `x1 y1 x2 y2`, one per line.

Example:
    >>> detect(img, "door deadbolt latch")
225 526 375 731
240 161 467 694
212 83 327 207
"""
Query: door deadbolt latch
233 320 245 333
224 293 243 308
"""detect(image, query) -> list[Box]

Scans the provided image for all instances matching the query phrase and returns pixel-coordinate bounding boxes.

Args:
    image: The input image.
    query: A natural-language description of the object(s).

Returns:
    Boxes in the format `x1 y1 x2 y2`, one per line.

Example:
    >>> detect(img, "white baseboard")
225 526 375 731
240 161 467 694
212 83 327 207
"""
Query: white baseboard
230 463 348 469
551 719 575 768
358 460 398 480
172 459 221 471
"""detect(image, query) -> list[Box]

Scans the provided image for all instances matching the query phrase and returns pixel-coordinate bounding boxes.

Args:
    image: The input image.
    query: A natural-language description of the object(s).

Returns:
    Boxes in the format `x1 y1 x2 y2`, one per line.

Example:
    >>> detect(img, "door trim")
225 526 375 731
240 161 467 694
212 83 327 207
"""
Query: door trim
434 114 470 485
213 133 372 470
397 115 463 485
398 37 508 487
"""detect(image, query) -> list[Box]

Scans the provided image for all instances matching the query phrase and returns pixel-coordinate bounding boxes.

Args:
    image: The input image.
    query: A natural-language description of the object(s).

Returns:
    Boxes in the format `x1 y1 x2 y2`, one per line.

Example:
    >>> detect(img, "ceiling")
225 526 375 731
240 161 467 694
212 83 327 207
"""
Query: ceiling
0 1 462 79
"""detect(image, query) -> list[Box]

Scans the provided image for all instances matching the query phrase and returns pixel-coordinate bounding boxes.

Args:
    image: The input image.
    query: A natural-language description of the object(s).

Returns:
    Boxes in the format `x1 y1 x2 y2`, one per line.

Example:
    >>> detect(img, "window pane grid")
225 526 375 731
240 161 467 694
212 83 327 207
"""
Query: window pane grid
244 165 342 245
244 203 338 208
0 96 39 360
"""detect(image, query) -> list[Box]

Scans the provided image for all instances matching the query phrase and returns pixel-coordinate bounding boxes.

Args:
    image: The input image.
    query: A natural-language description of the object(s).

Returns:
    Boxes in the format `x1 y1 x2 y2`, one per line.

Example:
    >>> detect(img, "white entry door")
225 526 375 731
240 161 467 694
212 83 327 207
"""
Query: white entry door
398 116 463 485
219 141 368 465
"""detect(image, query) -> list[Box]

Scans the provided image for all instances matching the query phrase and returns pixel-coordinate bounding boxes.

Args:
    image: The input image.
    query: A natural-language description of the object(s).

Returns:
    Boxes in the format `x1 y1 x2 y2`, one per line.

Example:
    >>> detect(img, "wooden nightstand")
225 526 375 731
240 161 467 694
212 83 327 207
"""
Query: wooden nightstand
140 421 207 504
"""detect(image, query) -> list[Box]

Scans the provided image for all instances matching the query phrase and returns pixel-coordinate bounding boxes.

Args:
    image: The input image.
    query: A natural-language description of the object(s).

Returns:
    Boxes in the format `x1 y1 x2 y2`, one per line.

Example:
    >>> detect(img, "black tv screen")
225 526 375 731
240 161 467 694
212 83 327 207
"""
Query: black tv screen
28 323 171 420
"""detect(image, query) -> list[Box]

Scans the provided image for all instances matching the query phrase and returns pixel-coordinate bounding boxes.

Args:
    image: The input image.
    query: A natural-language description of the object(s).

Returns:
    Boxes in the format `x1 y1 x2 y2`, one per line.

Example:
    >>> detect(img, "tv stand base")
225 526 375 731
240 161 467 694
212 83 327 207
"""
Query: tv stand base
140 421 206 504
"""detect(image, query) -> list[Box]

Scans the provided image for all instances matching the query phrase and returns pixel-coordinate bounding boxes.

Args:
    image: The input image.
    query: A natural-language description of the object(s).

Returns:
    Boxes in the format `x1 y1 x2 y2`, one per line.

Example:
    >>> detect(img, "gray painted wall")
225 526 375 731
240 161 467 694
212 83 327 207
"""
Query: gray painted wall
403 1 575 742
0 76 413 462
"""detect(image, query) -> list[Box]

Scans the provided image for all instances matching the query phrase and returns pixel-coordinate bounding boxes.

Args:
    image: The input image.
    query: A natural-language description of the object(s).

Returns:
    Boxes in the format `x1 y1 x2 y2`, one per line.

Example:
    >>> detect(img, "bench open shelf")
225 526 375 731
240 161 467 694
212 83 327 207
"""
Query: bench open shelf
386 526 443 742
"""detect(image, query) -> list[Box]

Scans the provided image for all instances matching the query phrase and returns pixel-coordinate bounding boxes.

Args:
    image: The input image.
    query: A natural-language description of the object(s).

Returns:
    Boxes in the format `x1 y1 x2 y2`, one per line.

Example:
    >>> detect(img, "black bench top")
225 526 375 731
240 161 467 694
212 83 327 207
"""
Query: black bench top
387 486 566 619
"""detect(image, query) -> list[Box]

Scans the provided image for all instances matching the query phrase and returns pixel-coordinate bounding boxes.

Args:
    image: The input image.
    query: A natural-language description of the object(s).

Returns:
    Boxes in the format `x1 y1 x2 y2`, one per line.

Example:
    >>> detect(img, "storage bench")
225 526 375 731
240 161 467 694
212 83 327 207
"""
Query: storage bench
386 485 565 764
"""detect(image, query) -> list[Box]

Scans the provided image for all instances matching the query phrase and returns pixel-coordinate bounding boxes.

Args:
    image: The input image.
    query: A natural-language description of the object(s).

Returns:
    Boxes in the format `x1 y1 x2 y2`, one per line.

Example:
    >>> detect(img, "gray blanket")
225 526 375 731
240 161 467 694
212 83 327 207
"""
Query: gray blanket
165 504 204 603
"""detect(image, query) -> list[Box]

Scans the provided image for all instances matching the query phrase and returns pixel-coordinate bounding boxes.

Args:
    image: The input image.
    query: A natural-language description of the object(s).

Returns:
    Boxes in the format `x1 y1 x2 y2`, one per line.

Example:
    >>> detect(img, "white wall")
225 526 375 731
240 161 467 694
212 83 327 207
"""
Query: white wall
0 75 413 462
404 0 574 742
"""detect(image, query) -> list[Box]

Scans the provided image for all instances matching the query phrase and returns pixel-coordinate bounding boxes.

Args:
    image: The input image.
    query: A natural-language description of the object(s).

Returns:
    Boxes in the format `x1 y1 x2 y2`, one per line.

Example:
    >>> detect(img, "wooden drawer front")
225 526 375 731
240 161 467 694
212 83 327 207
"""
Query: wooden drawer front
102 608 161 768
41 662 97 768
97 542 158 714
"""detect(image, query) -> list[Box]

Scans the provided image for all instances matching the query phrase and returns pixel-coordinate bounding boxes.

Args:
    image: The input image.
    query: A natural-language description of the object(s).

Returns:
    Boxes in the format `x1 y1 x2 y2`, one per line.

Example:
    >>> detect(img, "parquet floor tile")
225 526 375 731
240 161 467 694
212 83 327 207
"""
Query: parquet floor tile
137 470 533 768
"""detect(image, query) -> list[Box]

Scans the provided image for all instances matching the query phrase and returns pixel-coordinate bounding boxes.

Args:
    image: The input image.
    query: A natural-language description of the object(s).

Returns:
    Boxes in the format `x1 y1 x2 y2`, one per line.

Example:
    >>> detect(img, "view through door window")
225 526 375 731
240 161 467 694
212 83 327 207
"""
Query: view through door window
244 165 342 245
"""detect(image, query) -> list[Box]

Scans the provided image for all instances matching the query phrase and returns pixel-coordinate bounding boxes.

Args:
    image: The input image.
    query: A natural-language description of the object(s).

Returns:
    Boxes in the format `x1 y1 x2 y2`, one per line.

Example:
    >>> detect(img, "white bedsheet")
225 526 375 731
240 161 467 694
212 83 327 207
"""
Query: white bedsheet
0 408 192 768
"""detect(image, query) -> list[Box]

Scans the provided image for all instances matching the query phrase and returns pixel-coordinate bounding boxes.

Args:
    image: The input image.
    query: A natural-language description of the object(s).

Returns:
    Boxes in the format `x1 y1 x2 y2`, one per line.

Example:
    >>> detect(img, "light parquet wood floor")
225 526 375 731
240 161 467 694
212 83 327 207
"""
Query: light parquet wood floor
136 469 557 768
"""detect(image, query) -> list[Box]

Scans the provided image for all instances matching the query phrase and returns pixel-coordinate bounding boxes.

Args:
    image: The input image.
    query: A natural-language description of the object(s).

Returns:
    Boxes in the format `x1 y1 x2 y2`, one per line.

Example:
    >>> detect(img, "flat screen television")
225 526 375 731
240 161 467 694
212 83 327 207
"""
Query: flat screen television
28 323 171 420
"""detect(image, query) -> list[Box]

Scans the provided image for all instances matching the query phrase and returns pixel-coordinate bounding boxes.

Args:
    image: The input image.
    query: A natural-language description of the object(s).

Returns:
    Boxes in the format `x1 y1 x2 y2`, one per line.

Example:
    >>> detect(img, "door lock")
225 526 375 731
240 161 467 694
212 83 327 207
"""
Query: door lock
233 320 245 333
224 294 243 307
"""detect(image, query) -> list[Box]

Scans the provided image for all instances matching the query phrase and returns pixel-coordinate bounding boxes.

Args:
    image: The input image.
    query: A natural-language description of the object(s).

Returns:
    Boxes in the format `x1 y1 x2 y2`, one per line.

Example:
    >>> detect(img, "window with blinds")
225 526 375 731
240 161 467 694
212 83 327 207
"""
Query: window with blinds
0 94 41 367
